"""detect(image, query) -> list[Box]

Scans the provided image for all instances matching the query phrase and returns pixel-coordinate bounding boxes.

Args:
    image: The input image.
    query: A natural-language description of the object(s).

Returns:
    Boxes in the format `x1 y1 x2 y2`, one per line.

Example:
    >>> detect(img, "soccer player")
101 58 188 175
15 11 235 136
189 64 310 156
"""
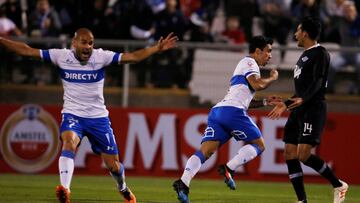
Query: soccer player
268 17 348 203
0 28 178 203
173 36 280 203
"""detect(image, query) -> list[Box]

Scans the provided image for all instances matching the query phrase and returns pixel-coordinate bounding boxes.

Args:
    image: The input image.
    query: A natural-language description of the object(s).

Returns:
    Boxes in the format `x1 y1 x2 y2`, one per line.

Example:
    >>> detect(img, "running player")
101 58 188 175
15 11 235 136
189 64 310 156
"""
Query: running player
0 28 178 203
268 17 348 203
173 35 279 203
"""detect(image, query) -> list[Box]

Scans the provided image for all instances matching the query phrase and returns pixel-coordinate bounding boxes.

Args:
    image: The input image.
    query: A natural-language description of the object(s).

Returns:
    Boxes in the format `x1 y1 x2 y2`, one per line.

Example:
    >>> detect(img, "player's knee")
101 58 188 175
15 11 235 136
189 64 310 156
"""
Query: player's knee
61 132 79 151
256 143 265 153
284 149 297 160
61 139 77 151
297 153 311 163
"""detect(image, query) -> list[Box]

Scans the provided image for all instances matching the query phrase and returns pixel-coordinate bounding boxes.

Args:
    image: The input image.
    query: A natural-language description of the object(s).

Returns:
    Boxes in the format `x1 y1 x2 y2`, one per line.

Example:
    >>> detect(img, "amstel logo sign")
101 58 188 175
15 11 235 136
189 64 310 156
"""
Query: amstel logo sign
0 104 60 173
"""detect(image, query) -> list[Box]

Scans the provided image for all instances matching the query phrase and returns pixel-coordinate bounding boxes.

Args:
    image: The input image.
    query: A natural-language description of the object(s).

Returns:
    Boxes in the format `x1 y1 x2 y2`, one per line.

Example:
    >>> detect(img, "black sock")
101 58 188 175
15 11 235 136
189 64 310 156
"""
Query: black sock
286 159 307 201
303 155 342 188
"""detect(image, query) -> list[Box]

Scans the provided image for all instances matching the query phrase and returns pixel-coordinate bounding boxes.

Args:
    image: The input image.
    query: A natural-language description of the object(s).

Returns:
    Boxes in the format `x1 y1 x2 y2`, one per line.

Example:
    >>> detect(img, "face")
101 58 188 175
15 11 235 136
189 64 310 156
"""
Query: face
255 44 272 66
344 4 357 22
294 24 305 47
37 0 49 14
72 33 94 62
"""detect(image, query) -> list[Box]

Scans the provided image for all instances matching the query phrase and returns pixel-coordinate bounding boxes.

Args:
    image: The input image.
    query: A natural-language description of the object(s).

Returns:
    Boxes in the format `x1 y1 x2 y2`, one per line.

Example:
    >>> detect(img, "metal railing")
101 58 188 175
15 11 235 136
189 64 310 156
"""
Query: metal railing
1 37 359 106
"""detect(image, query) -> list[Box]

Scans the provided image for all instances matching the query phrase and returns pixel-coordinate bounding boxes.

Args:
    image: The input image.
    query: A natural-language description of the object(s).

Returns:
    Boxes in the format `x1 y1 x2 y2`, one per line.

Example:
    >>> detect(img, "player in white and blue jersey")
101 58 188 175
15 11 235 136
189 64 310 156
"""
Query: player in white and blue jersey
0 28 178 203
173 36 280 203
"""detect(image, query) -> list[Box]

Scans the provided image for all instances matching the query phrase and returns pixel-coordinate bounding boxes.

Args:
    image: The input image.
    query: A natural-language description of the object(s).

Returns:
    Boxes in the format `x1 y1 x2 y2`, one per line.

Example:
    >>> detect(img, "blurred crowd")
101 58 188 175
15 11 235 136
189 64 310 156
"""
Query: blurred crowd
1 0 360 94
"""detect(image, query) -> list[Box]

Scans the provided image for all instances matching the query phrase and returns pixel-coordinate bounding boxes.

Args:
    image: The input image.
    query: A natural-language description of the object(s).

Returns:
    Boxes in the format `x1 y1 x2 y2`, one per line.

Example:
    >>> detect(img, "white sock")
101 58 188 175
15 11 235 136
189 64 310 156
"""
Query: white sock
226 144 260 171
181 155 202 187
110 163 127 191
59 156 74 190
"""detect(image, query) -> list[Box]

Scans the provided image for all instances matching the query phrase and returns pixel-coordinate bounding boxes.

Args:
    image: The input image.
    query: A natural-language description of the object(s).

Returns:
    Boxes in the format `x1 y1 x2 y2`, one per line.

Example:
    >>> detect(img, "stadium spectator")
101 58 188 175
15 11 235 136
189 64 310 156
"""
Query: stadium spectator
291 0 331 42
258 0 292 61
219 16 246 44
152 0 188 88
0 4 22 36
28 0 62 37
182 8 214 88
53 0 79 37
327 1 360 94
84 0 112 39
102 0 133 39
0 28 178 203
268 16 348 203
223 0 258 42
173 36 280 203
129 0 157 87
2 0 23 30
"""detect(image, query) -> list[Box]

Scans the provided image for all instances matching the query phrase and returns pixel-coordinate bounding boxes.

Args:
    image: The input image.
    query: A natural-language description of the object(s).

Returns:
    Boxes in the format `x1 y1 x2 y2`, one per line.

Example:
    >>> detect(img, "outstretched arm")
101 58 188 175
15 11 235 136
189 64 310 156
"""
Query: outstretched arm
120 33 178 64
249 95 282 108
0 37 41 58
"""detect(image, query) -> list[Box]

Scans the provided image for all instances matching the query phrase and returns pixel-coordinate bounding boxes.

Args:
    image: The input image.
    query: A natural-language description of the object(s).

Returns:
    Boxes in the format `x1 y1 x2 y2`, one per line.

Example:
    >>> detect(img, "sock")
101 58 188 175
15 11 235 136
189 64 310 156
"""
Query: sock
303 155 342 188
180 150 206 187
59 150 75 190
226 144 262 171
286 159 306 201
110 163 127 191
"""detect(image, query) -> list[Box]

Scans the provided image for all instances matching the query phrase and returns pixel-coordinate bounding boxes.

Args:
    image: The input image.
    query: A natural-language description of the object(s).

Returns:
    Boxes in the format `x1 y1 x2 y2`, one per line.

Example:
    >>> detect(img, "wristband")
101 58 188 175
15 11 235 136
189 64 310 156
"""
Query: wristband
262 98 268 106
284 99 294 108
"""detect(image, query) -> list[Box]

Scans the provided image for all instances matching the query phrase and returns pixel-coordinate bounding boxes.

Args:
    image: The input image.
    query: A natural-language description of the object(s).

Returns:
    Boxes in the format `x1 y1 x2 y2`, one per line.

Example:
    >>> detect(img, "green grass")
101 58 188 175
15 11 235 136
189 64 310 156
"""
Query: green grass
0 174 359 202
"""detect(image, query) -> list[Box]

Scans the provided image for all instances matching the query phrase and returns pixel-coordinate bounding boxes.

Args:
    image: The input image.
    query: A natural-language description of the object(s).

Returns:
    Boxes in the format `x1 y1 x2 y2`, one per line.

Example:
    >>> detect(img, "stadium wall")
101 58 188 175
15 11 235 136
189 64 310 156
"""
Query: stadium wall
0 104 359 184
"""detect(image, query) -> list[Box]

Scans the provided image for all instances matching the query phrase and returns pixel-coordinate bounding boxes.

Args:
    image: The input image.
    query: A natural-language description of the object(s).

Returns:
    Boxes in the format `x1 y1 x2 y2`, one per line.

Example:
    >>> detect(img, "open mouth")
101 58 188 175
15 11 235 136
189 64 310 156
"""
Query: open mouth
81 50 91 60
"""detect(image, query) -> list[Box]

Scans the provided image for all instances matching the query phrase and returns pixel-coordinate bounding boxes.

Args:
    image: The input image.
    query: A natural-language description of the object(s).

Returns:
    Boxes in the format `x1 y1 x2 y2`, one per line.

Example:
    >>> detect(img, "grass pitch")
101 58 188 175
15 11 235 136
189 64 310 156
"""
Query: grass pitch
0 174 359 203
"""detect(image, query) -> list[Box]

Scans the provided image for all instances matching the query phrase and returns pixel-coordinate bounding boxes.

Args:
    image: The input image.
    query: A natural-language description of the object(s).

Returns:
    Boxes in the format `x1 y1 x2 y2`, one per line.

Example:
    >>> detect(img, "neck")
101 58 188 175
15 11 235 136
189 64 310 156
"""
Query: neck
303 39 317 50
249 53 259 65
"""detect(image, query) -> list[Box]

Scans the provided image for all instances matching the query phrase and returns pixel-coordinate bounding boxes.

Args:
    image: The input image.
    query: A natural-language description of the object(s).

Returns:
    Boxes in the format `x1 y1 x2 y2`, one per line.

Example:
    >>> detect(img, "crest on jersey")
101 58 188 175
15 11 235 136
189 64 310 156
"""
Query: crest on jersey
294 65 302 79
247 61 254 67
0 104 60 173
301 56 308 62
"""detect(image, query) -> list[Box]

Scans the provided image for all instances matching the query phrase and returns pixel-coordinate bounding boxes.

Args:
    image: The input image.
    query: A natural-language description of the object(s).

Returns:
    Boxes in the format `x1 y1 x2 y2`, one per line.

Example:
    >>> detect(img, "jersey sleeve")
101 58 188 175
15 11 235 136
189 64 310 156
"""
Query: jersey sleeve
97 48 122 66
244 59 260 78
40 49 65 65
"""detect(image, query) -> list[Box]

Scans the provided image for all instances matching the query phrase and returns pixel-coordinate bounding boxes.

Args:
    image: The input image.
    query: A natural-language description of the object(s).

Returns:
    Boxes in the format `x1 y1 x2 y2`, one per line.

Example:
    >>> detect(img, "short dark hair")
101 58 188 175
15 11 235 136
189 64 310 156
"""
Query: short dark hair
249 36 273 53
300 16 321 40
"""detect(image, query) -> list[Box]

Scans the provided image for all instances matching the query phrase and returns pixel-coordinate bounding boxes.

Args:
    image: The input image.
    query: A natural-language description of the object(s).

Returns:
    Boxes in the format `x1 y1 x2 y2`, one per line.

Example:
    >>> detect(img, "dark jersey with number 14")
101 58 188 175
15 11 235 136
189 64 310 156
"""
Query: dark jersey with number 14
292 44 330 109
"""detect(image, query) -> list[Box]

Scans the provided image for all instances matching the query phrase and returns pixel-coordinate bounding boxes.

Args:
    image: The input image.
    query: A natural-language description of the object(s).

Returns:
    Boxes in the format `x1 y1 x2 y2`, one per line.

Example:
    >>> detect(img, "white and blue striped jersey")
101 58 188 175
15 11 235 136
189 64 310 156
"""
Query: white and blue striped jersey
40 48 122 118
214 56 260 110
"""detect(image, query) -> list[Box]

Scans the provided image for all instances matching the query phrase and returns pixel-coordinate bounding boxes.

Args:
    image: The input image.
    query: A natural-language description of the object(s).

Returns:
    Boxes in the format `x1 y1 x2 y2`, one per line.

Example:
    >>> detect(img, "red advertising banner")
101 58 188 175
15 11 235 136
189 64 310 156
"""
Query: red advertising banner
0 104 359 184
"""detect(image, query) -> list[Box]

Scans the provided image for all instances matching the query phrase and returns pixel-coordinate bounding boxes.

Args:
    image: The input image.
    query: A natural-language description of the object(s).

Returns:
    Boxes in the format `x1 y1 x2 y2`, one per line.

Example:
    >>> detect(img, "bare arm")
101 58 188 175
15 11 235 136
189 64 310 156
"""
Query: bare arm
247 69 278 91
0 37 41 58
249 95 282 108
120 33 178 64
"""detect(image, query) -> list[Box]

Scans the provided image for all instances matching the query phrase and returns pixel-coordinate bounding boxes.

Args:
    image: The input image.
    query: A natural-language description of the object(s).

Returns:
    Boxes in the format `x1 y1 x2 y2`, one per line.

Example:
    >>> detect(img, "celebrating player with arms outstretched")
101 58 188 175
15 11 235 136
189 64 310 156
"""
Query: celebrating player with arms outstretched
173 36 280 203
268 17 348 203
0 28 178 203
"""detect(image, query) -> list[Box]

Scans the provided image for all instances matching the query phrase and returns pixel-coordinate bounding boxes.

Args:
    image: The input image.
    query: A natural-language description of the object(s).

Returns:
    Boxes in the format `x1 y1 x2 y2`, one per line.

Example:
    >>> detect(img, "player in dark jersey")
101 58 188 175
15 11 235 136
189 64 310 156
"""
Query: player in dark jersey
268 17 348 203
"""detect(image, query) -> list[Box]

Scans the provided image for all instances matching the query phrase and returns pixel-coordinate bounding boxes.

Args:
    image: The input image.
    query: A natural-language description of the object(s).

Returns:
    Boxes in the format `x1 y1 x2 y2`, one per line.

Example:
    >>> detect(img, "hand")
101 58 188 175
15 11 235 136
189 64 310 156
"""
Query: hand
287 97 303 110
269 69 278 81
157 32 178 52
266 95 282 106
268 102 287 120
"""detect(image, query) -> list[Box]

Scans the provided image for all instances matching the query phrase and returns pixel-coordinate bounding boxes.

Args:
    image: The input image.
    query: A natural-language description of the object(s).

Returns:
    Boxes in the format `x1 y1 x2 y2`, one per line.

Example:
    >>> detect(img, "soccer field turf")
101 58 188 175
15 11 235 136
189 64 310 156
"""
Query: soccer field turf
0 174 359 203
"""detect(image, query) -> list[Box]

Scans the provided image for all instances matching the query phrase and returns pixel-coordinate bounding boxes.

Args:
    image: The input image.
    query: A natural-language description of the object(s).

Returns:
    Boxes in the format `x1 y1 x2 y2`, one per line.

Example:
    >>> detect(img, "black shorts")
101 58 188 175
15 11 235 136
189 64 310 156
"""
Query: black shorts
283 101 327 146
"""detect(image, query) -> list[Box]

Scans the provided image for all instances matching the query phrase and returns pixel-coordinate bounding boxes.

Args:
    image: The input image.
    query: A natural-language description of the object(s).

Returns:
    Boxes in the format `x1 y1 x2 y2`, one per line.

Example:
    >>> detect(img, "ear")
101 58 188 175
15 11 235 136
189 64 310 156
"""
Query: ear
71 38 76 47
255 47 262 55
